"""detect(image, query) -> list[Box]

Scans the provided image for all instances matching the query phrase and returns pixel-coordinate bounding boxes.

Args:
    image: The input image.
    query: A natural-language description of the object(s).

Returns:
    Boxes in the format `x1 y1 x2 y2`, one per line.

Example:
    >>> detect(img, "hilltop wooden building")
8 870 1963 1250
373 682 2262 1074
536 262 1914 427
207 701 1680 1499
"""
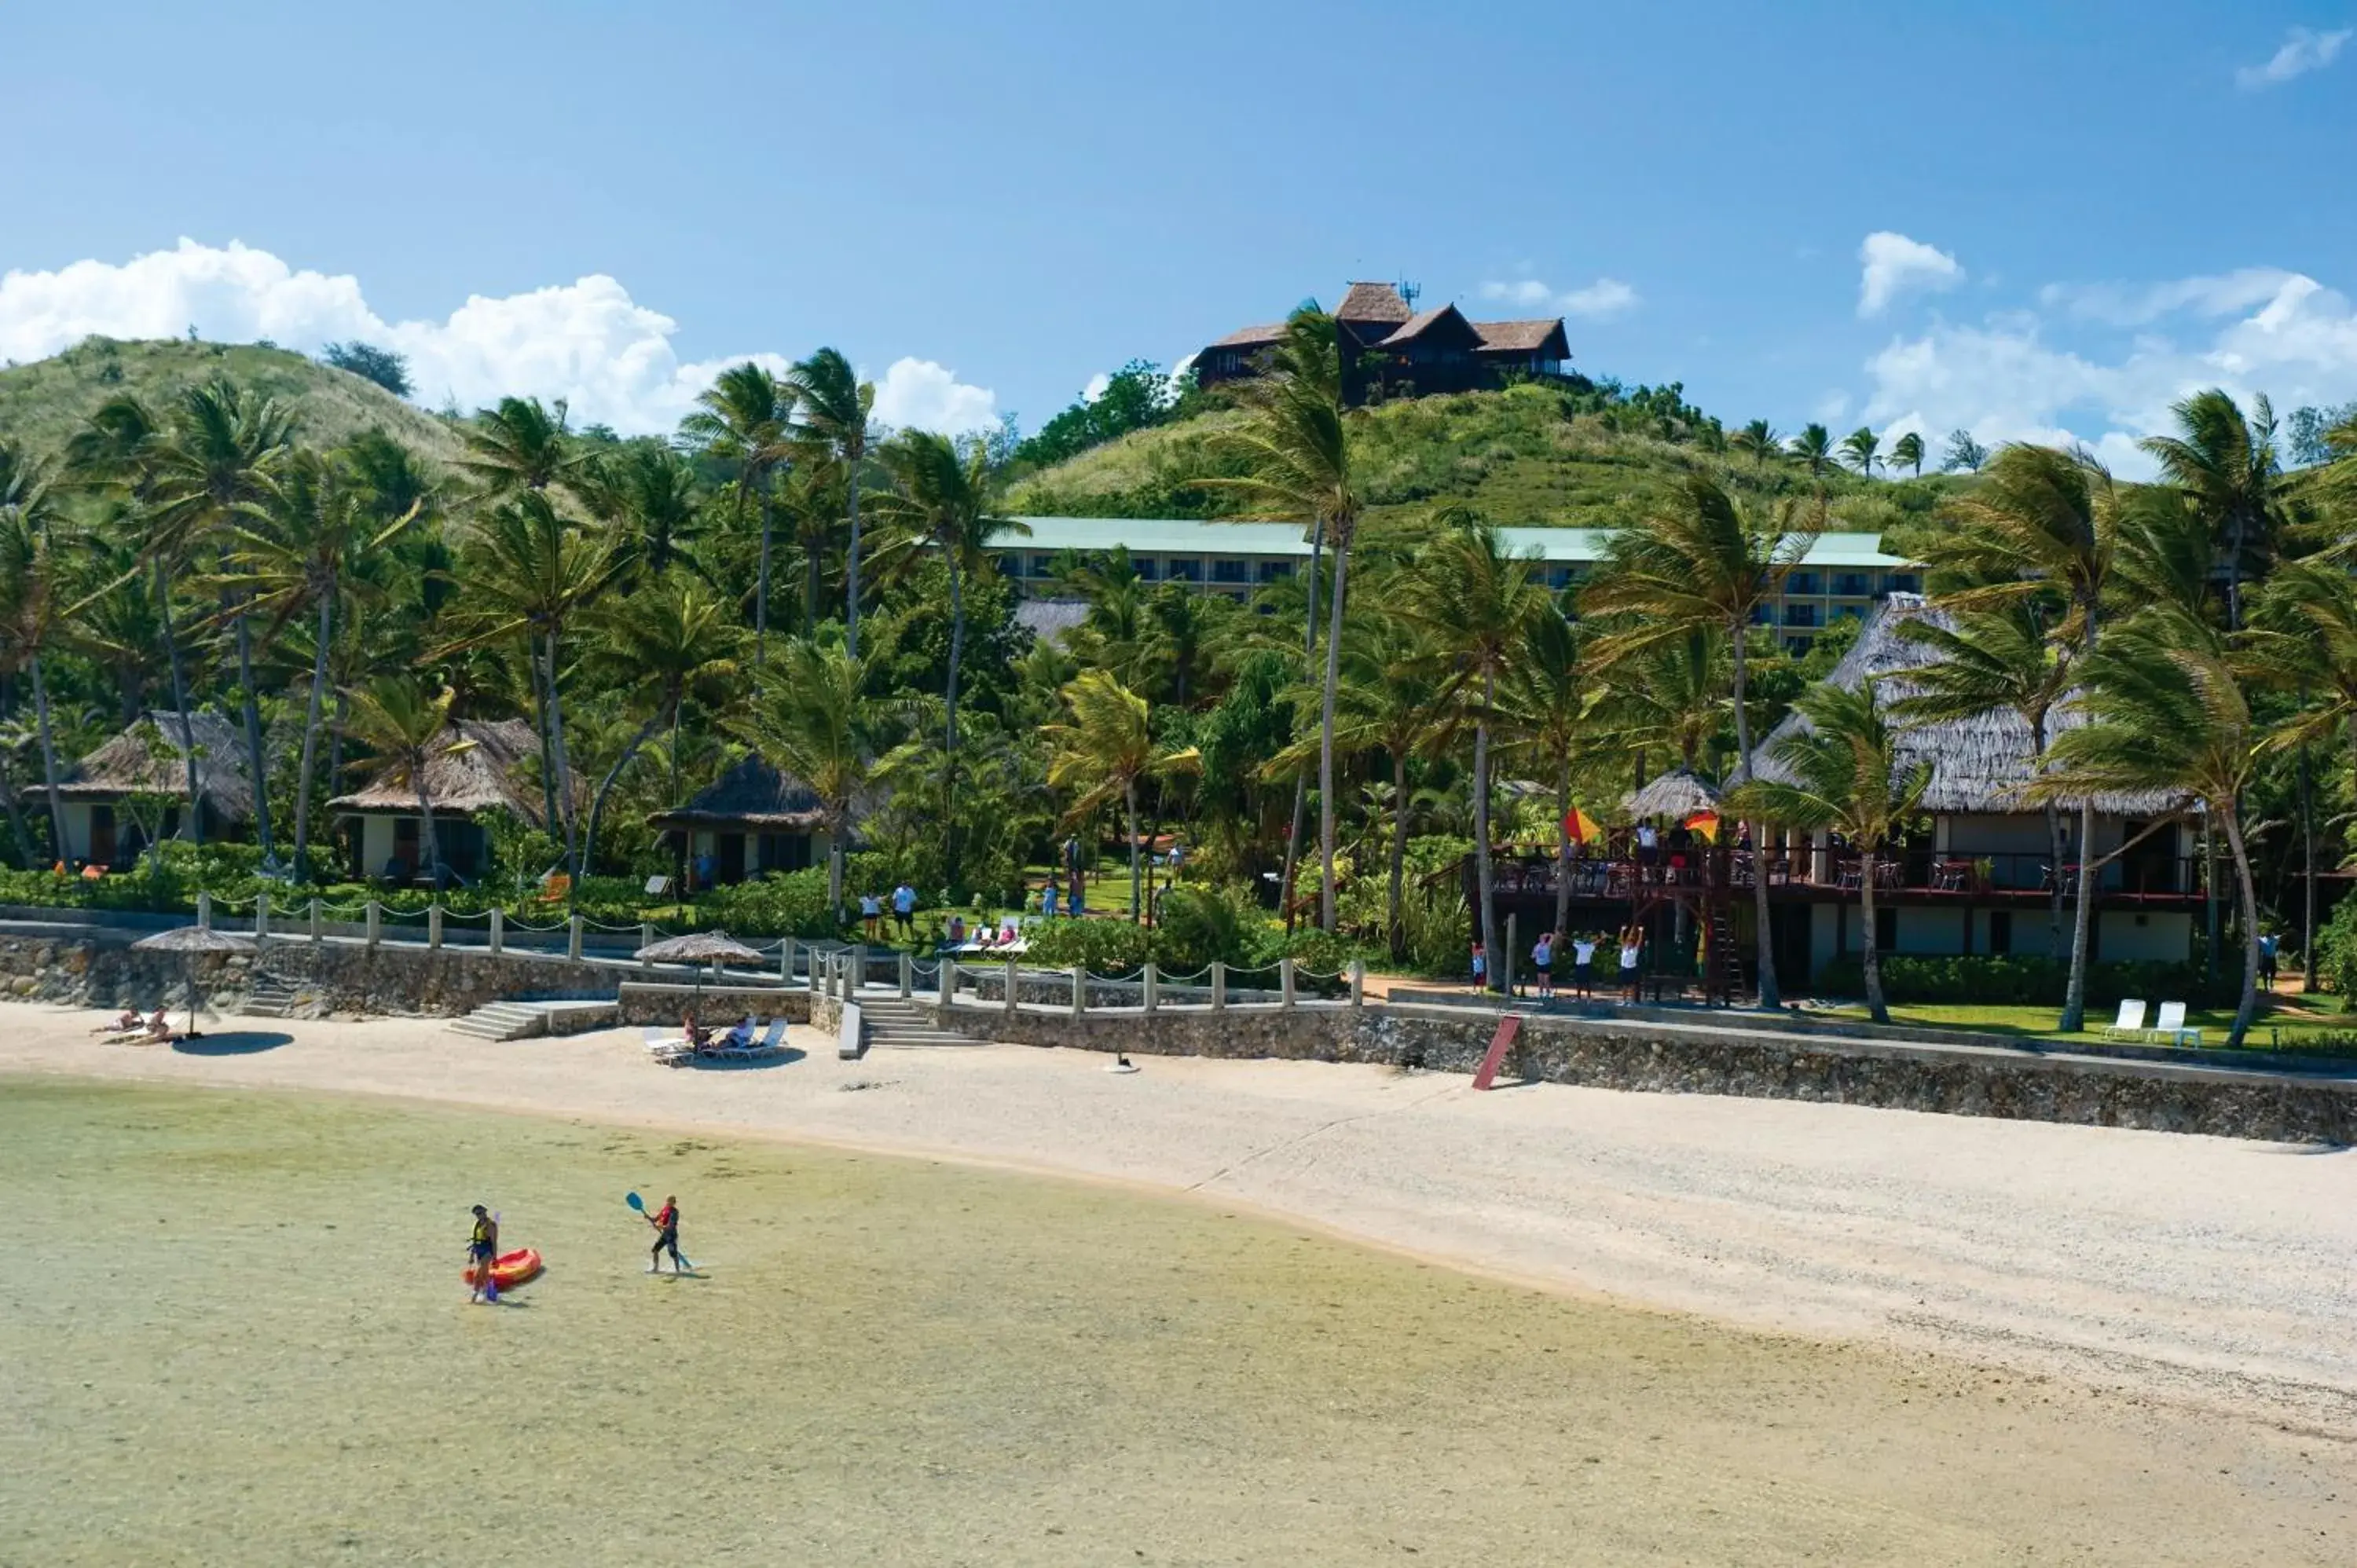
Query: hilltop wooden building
328 718 546 884
646 754 827 889
53 710 251 866
1196 281 1571 404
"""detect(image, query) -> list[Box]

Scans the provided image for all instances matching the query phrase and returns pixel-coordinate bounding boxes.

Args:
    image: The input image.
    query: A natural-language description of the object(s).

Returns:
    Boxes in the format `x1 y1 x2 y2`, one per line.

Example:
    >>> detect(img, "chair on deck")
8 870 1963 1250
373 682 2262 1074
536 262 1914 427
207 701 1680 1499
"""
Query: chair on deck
2100 999 2147 1041
2150 1001 2202 1048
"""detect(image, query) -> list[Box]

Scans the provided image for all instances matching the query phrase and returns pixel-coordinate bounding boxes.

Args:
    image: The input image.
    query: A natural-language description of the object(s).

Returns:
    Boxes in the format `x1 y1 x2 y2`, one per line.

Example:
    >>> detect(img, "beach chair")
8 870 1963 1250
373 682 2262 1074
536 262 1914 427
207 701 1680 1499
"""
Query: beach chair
2100 999 2148 1041
642 1026 692 1065
747 1017 788 1054
2150 1001 2202 1048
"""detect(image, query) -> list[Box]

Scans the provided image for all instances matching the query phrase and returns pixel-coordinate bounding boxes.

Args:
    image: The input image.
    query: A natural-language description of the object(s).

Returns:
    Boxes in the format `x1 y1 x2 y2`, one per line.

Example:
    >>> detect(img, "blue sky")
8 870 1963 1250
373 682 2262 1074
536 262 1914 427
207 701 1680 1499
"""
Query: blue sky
2 2 2354 467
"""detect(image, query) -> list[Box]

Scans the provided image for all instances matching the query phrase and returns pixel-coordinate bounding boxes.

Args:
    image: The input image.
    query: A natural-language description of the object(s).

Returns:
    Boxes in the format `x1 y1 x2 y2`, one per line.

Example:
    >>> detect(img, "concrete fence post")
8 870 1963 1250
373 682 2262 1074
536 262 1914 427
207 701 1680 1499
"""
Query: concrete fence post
1143 961 1158 1015
255 890 269 941
1003 958 1019 1018
639 923 652 969
310 897 323 946
489 907 504 956
1211 962 1226 1012
851 943 867 995
430 903 445 951
1349 958 1365 1009
779 937 794 983
937 957 955 1006
1281 957 1297 1009
1070 967 1086 1017
567 914 584 962
365 899 381 951
196 890 212 929
899 951 912 998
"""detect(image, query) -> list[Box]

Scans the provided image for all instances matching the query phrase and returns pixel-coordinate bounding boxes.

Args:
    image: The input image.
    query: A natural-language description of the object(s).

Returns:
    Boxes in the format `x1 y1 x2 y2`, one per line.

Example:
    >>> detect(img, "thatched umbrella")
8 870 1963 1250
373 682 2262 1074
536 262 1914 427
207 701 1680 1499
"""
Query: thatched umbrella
1625 767 1723 824
132 925 258 1039
633 931 766 1002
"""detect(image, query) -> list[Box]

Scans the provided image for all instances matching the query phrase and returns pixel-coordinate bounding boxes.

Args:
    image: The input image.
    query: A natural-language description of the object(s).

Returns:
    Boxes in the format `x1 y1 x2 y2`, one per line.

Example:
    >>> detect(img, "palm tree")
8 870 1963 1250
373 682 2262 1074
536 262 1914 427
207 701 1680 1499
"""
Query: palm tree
1840 426 1882 477
457 396 581 498
1732 679 1930 1024
1204 309 1362 931
1583 475 1825 1006
227 452 418 879
1891 431 1926 478
680 364 797 669
146 379 295 867
1788 423 1835 478
1729 419 1783 468
1923 444 2117 1030
441 493 622 873
339 679 473 891
1402 517 1549 987
1494 607 1595 943
578 576 742 879
1042 669 1201 921
2139 389 2282 630
1941 430 1990 473
2248 558 2357 794
575 440 702 579
1890 599 2072 954
2030 612 2265 1046
783 349 875 654
867 429 1028 887
1593 626 1728 775
732 634 890 915
0 446 71 860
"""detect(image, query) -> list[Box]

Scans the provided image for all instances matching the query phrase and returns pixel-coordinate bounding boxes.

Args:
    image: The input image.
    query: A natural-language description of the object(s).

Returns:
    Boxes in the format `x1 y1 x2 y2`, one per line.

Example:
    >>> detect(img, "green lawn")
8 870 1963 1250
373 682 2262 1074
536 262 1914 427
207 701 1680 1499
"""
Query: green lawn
1820 997 2357 1054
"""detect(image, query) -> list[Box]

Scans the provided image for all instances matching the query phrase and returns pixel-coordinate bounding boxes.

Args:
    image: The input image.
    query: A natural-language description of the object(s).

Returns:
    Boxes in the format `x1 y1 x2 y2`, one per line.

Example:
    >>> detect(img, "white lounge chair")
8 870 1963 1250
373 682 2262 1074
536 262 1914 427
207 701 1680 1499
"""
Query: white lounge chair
2101 999 2148 1041
2150 1001 2202 1048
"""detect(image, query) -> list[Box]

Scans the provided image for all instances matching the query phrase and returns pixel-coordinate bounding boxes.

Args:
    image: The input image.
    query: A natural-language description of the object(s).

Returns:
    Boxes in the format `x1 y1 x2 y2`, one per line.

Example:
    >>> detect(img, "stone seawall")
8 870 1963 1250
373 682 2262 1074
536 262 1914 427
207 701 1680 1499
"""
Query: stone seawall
906 998 2357 1145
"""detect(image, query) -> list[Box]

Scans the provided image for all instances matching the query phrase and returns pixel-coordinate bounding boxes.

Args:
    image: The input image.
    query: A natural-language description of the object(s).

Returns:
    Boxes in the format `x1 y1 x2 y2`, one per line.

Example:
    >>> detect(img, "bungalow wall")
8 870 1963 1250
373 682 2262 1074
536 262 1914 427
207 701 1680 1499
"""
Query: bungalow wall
351 812 492 882
673 826 827 888
1808 901 2193 976
57 799 203 865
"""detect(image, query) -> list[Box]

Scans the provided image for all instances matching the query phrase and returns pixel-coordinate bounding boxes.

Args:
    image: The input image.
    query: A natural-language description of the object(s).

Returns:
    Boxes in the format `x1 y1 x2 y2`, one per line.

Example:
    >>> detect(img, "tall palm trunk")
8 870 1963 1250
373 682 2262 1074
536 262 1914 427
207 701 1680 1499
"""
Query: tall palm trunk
755 488 773 676
1387 746 1412 962
943 546 966 892
530 634 562 834
1860 847 1887 1023
233 608 275 865
1553 751 1575 943
154 559 203 844
844 462 864 658
1731 623 1779 1007
543 632 579 874
1125 779 1142 922
328 687 346 875
1472 672 1498 991
804 544 823 635
583 707 668 888
291 593 332 881
1280 523 1322 932
2060 798 2098 1031
30 655 68 864
2222 807 2263 1048
1318 530 1351 932
414 773 445 891
825 810 846 917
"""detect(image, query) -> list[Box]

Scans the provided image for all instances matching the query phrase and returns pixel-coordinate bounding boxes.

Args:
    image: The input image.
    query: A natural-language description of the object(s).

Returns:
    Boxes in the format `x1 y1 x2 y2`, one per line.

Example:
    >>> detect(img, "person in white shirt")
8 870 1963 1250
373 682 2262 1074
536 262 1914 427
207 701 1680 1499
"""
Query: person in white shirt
1571 933 1599 998
1618 925 1644 1001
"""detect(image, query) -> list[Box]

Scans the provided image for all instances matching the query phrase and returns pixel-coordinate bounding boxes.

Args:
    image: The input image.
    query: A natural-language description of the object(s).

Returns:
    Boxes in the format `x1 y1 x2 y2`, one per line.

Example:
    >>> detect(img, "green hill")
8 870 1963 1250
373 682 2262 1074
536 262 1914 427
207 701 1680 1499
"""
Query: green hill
1006 383 1964 544
0 336 464 467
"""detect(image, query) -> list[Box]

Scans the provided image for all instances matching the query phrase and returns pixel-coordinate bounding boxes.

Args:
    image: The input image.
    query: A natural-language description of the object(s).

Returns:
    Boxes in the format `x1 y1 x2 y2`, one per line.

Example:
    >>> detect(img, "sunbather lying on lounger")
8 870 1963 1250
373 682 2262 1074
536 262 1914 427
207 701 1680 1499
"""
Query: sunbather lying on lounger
93 1008 142 1035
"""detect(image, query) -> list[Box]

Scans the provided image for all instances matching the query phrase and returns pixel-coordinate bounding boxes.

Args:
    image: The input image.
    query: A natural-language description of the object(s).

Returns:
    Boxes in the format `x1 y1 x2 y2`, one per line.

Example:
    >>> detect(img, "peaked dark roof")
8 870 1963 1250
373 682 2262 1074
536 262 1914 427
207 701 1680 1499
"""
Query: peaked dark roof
646 753 826 832
1378 304 1483 348
59 710 253 822
1336 281 1414 324
1749 595 2187 816
1472 318 1571 355
1208 321 1287 350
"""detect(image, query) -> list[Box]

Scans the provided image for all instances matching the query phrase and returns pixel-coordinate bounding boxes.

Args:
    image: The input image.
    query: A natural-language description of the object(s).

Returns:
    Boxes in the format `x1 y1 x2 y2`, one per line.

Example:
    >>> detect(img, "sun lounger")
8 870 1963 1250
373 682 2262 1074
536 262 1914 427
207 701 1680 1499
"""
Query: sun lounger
2100 999 2148 1041
2150 1001 2202 1048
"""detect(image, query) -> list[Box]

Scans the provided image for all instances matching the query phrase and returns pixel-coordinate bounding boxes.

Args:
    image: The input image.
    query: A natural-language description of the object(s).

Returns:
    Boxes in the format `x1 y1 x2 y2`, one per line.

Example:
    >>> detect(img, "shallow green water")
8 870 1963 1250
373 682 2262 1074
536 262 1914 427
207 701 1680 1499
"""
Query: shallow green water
2 1079 2341 1566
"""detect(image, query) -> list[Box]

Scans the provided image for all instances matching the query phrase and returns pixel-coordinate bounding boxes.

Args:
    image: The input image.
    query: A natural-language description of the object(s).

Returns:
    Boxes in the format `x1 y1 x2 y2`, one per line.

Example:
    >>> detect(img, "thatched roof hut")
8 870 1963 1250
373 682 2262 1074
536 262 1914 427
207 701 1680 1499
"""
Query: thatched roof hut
328 719 548 820
646 754 827 833
1749 595 2186 815
59 711 251 824
1625 768 1721 821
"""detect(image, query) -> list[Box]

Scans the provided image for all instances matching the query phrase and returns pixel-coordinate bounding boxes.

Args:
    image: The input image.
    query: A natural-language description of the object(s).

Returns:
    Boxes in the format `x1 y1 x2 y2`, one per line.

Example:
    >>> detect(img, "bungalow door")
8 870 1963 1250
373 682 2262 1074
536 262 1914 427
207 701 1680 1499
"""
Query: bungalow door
717 832 746 884
89 806 116 867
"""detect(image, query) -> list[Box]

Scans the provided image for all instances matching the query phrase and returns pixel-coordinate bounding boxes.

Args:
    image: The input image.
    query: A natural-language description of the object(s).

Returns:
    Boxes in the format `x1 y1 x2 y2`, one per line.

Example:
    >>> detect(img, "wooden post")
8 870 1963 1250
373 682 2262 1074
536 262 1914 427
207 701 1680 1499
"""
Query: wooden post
567 914 584 962
899 951 912 998
1143 961 1158 1015
1349 958 1365 1009
430 903 445 951
1211 962 1226 1012
365 899 381 951
1281 957 1296 1009
488 907 503 956
1003 957 1019 1018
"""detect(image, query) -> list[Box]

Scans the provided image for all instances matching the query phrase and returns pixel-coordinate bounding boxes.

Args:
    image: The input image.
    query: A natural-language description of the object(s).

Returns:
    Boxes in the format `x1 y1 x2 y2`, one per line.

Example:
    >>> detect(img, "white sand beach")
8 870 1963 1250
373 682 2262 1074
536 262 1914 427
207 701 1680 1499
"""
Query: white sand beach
8 999 2357 1435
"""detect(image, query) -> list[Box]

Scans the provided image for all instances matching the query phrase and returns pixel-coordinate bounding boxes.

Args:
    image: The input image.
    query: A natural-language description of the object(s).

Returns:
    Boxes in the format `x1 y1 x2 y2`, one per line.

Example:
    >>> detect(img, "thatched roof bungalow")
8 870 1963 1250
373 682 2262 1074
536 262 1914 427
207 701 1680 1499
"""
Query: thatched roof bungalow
1624 768 1721 822
328 718 544 882
53 710 251 866
645 753 827 888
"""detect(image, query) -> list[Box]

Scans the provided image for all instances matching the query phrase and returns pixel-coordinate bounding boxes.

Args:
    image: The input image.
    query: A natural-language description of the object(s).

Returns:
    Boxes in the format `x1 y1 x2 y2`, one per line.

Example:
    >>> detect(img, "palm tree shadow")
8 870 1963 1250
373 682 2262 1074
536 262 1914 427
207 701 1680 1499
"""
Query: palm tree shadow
683 1047 805 1071
173 1031 294 1056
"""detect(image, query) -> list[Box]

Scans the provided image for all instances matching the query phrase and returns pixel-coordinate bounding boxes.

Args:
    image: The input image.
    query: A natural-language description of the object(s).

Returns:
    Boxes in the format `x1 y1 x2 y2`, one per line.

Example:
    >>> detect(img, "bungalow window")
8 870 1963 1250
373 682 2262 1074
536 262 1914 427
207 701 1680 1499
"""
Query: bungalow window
1211 559 1249 584
1987 911 2012 955
1875 907 1897 954
1166 559 1203 583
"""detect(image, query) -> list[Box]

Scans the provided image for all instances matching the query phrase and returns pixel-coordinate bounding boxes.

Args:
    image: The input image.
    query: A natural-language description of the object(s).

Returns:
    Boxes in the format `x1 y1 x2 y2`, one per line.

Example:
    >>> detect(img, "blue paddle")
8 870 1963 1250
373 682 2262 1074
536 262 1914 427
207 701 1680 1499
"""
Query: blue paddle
629 1191 693 1271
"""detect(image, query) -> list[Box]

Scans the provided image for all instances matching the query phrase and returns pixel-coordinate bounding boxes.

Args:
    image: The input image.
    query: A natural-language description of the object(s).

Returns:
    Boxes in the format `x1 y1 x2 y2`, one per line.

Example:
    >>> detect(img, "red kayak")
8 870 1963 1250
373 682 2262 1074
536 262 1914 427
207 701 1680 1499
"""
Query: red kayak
461 1247 544 1291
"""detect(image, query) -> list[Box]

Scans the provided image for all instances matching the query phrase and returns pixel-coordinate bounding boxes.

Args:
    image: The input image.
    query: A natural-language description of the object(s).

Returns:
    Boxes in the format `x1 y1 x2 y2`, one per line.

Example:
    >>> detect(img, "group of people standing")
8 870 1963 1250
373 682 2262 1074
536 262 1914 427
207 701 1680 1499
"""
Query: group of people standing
858 883 922 942
1473 925 1648 1002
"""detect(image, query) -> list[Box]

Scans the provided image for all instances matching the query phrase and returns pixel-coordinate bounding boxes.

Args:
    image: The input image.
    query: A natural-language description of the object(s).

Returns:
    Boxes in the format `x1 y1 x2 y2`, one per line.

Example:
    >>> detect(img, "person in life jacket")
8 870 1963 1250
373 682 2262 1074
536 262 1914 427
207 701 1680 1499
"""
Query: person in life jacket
646 1195 686 1275
467 1205 500 1303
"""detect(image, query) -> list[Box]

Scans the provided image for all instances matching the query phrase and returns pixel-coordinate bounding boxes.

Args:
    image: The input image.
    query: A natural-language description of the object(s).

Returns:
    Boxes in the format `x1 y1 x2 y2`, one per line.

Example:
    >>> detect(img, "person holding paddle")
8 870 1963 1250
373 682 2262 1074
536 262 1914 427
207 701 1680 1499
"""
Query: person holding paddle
639 1193 687 1275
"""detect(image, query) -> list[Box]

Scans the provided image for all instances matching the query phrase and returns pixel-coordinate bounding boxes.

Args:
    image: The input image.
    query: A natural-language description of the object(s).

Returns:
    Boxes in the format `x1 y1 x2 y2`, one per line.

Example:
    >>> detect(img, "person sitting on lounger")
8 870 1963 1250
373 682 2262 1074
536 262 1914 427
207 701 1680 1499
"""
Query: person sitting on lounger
681 1010 710 1049
721 1017 754 1048
137 1008 174 1044
95 1008 142 1035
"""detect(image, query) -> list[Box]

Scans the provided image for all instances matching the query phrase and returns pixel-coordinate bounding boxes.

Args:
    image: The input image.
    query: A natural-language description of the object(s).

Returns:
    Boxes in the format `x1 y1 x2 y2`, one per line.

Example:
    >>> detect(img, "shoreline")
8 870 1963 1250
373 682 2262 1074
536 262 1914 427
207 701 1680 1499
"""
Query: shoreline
7 999 2357 1439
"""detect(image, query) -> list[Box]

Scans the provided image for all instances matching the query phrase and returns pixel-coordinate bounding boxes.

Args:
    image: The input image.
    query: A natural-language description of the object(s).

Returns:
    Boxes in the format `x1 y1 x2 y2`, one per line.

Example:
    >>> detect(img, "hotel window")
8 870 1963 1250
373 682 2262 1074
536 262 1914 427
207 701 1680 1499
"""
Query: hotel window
1211 559 1249 584
1028 555 1057 578
1784 603 1819 628
1135 558 1161 582
1750 603 1773 625
1888 573 1920 594
1166 559 1203 583
1832 573 1871 597
1785 571 1820 595
1255 560 1292 582
1546 566 1574 589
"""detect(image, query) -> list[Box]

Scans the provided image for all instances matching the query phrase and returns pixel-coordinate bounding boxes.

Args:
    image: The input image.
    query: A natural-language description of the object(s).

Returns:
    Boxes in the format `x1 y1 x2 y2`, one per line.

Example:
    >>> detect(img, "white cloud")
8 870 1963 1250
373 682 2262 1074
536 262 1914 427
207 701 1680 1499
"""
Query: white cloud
1857 231 1964 317
1478 276 1640 319
1857 268 2357 475
1080 371 1112 402
0 237 997 437
2236 25 2352 89
2038 268 2298 326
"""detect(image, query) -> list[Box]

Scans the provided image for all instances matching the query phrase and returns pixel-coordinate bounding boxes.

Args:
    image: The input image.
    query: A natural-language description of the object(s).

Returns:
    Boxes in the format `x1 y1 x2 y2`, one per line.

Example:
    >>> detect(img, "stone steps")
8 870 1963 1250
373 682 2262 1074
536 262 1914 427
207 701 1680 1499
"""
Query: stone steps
450 1002 552 1041
241 971 305 1020
857 995 979 1049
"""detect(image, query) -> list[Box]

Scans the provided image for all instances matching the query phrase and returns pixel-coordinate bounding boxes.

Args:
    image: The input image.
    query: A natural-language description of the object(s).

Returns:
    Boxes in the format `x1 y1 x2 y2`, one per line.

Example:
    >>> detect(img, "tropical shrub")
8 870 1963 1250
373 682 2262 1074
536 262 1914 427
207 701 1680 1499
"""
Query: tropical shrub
1810 954 2236 1009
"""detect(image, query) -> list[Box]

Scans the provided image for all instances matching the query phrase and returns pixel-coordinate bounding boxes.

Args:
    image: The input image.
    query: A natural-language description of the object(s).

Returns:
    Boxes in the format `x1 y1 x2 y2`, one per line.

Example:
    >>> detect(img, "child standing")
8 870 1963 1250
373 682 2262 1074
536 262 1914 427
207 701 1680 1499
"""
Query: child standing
1531 931 1556 1000
1470 941 1488 994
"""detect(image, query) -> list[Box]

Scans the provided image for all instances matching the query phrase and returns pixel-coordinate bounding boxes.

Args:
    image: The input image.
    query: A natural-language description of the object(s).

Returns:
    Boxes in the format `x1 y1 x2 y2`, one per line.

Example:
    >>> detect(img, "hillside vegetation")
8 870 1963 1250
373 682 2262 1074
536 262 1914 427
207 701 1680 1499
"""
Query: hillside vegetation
1006 383 1966 543
0 337 464 467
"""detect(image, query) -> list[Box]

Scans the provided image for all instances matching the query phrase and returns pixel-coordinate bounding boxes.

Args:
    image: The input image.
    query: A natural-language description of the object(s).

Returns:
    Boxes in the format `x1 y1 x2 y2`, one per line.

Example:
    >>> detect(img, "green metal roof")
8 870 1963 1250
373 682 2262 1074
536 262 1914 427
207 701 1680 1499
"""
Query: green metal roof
996 516 1314 558
990 517 1913 569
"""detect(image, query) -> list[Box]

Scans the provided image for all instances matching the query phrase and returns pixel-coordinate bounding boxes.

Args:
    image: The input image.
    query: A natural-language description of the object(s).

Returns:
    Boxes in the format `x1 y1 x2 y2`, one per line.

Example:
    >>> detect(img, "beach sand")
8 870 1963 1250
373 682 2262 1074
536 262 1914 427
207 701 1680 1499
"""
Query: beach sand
6 1002 2357 1563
